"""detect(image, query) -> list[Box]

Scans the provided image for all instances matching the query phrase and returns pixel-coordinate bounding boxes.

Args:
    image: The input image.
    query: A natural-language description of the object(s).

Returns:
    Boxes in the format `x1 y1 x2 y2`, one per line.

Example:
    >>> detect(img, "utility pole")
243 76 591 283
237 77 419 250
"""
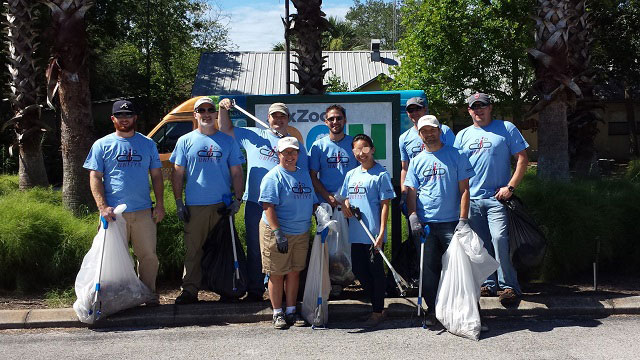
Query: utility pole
285 0 291 94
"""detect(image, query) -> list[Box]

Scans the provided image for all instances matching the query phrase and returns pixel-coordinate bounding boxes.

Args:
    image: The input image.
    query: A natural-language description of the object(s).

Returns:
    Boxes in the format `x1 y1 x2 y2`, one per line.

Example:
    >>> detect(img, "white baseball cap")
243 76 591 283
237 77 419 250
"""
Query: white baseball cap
277 136 299 152
417 115 441 130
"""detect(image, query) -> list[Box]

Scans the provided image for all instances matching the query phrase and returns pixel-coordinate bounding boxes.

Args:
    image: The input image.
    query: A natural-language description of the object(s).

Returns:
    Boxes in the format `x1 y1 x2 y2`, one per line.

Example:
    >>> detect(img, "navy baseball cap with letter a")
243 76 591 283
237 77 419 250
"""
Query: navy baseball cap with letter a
112 100 136 115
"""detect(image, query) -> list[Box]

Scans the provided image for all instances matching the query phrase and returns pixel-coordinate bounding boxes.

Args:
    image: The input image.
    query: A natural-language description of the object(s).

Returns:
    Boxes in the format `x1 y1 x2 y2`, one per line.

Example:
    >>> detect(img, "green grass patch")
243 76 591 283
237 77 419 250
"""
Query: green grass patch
44 286 76 308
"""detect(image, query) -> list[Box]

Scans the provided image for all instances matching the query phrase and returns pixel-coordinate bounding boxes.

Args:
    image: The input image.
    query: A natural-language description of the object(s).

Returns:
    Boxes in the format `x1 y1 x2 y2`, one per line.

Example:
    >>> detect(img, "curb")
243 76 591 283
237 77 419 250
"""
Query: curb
1 295 639 330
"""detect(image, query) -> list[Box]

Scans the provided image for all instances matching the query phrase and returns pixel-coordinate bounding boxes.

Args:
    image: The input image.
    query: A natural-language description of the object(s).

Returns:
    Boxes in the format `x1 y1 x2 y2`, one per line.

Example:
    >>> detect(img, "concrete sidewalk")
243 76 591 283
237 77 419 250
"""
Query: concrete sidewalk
2 294 640 330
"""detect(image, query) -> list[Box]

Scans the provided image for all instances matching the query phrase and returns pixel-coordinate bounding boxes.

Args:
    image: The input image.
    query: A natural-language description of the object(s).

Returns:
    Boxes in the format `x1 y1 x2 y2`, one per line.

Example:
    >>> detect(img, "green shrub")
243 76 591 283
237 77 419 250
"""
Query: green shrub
625 158 640 182
0 175 19 196
0 189 95 290
517 171 640 281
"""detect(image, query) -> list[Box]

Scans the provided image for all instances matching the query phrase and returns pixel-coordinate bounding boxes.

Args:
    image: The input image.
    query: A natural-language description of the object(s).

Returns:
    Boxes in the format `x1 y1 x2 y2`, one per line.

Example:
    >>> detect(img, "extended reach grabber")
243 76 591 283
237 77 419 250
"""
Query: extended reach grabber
230 99 284 138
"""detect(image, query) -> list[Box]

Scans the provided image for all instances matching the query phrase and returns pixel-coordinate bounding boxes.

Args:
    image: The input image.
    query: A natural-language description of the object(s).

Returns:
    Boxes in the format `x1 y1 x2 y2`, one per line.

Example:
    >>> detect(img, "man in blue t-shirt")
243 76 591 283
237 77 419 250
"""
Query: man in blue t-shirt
83 100 164 306
309 104 358 207
218 101 308 302
454 92 529 305
170 97 245 304
399 97 455 200
404 115 474 325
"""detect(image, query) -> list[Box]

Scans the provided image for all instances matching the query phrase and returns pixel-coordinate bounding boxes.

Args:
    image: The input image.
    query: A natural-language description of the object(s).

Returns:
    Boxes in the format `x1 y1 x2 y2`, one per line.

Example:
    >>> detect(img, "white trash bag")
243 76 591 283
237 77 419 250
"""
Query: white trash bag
73 204 154 324
302 203 337 327
435 227 499 340
328 207 355 286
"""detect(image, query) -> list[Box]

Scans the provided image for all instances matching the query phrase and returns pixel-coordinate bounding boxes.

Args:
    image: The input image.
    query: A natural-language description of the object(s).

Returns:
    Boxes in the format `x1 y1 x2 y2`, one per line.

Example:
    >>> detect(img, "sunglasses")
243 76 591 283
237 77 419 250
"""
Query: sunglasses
326 116 344 122
113 112 134 118
352 147 371 156
469 103 489 111
406 107 422 113
195 108 217 114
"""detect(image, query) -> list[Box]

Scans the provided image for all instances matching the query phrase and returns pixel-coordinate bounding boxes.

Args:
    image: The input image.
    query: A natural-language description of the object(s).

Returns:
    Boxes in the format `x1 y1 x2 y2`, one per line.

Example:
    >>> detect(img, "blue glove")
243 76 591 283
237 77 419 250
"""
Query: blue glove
273 228 288 254
455 218 470 233
175 199 190 223
409 213 424 239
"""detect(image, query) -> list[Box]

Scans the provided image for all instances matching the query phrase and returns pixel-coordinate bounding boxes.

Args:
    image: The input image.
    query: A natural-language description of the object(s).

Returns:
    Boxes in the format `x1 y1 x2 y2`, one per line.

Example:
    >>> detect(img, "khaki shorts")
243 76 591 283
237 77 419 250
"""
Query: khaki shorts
259 220 309 276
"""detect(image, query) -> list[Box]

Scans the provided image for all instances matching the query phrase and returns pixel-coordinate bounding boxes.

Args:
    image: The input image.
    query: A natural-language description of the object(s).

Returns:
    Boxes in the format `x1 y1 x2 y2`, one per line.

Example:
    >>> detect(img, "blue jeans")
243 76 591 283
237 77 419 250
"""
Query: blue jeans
469 197 521 294
416 221 456 313
244 201 266 295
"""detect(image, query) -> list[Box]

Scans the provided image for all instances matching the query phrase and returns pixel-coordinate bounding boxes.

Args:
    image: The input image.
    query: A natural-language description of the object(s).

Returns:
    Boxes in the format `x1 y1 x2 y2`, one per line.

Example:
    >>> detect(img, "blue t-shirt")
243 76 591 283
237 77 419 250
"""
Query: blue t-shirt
259 166 318 235
309 134 358 198
170 130 245 205
83 132 162 212
339 163 396 244
399 125 455 162
454 120 528 199
235 127 309 203
403 145 475 223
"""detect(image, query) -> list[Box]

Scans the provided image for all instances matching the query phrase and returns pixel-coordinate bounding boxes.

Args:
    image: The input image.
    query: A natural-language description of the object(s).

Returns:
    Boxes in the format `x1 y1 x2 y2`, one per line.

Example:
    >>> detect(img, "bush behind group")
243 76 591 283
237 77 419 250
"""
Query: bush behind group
0 169 639 292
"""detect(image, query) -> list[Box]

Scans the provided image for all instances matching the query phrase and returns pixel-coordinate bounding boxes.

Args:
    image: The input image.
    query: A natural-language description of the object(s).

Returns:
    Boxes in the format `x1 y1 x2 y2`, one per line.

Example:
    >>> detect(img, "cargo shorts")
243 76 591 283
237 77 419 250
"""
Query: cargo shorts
259 220 309 276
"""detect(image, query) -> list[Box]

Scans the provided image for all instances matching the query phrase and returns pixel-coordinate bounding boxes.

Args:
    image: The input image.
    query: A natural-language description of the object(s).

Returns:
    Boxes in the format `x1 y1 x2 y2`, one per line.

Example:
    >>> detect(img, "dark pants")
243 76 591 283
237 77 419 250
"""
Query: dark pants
415 221 457 313
351 243 386 313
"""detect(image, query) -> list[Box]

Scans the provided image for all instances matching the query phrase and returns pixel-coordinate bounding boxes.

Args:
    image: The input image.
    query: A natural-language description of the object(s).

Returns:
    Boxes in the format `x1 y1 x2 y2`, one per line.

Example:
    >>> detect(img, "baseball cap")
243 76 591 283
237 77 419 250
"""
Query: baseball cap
193 96 220 111
269 103 290 116
277 136 299 152
417 115 441 130
112 100 136 115
405 97 426 110
467 93 491 107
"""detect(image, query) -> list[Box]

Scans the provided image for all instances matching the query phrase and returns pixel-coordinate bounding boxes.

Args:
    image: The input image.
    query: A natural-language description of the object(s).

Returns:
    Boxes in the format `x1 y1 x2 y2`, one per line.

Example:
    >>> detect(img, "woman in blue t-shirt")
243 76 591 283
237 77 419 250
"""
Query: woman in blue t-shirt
340 134 396 328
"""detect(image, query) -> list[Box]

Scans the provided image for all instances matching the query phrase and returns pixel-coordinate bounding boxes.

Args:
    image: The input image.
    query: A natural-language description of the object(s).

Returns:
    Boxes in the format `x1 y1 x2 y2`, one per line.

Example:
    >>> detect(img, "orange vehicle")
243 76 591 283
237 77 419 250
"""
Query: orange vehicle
148 96 304 168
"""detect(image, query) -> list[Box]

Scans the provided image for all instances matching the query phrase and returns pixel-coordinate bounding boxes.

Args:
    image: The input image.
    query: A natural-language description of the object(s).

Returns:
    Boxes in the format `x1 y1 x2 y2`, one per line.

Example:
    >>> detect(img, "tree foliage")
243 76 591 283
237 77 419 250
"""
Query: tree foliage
390 0 534 120
345 0 402 50
87 0 231 131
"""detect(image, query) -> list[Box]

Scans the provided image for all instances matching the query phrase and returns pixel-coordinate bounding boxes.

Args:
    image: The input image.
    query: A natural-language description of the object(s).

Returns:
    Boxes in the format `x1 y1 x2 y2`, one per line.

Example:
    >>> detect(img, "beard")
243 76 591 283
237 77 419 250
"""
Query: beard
113 119 136 132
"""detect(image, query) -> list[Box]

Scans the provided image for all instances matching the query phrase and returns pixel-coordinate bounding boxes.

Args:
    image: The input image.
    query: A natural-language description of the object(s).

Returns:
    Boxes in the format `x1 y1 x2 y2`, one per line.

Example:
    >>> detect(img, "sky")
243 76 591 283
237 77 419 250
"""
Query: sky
209 0 355 51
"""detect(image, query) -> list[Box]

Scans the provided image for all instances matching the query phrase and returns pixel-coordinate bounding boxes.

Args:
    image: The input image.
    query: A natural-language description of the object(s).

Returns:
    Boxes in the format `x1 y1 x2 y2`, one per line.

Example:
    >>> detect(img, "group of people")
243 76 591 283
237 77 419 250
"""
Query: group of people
83 92 528 329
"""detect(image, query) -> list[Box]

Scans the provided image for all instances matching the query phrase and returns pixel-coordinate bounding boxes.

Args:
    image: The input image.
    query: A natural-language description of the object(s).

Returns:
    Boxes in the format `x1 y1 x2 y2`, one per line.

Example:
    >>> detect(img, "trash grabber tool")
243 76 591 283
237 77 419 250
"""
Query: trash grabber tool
89 216 109 322
313 227 330 329
349 206 410 296
230 99 284 138
222 193 241 291
417 224 431 327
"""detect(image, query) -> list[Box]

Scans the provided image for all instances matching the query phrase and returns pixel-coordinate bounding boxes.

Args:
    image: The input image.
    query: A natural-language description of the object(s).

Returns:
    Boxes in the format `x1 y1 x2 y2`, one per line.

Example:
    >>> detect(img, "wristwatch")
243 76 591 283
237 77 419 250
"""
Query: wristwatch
507 185 515 193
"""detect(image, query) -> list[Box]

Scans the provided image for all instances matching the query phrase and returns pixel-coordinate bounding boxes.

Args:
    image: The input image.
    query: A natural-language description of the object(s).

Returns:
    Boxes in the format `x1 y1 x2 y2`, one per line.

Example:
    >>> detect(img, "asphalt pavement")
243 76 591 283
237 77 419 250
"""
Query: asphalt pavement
1 292 639 330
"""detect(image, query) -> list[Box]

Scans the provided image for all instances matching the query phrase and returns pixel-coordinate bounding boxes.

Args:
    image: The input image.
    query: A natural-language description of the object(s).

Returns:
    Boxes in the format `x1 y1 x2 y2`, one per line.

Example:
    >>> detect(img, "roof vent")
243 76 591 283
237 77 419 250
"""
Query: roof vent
371 39 381 62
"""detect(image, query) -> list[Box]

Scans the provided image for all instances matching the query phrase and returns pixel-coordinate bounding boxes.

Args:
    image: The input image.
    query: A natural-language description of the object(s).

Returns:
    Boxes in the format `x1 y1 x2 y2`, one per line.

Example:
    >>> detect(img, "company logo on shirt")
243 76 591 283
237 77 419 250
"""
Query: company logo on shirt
116 148 142 167
410 143 426 158
259 146 279 163
197 145 222 162
422 162 446 180
326 151 350 168
469 137 492 155
291 181 312 199
348 181 367 199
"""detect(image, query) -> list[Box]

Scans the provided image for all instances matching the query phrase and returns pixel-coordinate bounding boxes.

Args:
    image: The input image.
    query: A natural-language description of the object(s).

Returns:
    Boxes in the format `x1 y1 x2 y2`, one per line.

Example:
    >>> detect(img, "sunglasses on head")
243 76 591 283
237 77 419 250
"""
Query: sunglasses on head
113 112 134 118
469 103 489 110
195 108 217 114
326 116 344 122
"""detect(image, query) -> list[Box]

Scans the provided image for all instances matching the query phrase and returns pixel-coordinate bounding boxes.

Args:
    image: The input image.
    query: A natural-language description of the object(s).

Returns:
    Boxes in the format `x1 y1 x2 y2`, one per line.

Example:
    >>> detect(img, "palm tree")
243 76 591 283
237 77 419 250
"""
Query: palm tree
4 0 49 189
323 16 364 51
528 0 591 181
289 0 330 95
44 0 95 213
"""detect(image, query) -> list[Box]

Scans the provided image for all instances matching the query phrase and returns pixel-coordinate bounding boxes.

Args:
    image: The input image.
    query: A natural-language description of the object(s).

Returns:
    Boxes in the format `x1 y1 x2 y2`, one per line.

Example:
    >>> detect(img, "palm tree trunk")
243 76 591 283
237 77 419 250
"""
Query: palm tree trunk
625 84 639 158
537 100 569 180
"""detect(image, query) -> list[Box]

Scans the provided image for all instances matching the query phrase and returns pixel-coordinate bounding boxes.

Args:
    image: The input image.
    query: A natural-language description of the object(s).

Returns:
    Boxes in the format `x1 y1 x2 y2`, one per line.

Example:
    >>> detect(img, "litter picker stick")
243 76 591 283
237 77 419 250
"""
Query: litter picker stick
313 227 329 329
350 206 410 296
230 99 284 138
90 216 109 322
417 225 430 327
222 194 241 290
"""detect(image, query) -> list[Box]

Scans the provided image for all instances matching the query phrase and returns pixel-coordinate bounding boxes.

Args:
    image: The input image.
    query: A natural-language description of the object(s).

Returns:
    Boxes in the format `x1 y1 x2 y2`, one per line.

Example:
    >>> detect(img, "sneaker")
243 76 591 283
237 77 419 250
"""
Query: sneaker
423 313 438 327
273 312 288 329
498 288 519 305
285 313 308 327
480 286 495 297
174 290 198 305
362 312 384 328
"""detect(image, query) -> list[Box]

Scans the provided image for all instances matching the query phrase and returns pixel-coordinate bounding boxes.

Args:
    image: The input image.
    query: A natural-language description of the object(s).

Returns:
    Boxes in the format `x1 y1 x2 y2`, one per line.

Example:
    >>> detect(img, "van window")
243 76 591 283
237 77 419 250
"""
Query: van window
151 121 193 153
